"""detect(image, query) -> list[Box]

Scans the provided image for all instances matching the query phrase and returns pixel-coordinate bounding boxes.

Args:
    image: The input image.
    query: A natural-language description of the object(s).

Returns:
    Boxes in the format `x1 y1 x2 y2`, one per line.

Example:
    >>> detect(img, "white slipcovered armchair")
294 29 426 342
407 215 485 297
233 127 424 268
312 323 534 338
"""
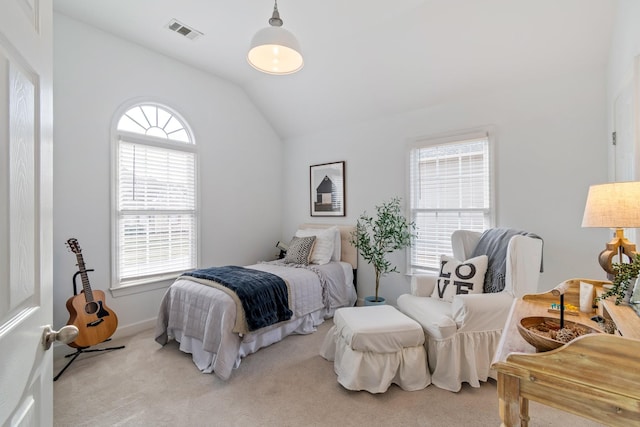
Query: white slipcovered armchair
397 229 543 392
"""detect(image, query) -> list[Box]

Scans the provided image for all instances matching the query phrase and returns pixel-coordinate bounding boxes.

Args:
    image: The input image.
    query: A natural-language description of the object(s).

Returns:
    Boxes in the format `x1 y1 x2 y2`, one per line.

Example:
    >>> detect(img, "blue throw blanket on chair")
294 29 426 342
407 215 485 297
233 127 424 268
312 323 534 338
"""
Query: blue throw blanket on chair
470 228 543 293
182 266 292 331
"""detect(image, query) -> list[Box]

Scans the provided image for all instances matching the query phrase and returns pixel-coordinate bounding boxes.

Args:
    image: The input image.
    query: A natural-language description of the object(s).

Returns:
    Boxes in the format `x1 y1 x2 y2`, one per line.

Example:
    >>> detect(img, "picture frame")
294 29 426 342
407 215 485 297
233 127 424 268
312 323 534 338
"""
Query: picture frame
310 161 345 217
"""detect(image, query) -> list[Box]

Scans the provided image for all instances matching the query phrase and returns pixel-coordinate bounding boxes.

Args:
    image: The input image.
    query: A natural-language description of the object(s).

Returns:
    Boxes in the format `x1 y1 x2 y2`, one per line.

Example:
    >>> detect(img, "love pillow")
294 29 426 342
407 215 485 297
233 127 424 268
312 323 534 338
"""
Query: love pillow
431 255 488 302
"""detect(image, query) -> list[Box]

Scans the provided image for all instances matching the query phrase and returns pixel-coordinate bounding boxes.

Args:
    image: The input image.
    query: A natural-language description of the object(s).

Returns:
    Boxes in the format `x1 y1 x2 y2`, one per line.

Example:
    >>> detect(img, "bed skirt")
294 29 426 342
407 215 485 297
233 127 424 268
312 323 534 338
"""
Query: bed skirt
167 309 325 380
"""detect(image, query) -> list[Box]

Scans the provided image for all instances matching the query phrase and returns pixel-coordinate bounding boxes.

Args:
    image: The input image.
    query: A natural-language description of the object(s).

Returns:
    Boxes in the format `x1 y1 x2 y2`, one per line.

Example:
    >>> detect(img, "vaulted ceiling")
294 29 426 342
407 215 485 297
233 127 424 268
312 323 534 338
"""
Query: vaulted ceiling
53 0 616 139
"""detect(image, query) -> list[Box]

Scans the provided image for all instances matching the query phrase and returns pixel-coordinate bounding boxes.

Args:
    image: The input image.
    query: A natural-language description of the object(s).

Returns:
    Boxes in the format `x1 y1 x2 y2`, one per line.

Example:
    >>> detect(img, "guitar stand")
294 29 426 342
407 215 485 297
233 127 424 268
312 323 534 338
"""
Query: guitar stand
53 339 125 381
54 269 125 381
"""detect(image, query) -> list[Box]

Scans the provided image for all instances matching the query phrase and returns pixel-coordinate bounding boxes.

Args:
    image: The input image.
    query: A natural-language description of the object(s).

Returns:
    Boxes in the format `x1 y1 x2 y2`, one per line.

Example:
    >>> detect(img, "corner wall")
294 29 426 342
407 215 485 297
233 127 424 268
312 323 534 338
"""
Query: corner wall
52 14 283 336
282 70 609 305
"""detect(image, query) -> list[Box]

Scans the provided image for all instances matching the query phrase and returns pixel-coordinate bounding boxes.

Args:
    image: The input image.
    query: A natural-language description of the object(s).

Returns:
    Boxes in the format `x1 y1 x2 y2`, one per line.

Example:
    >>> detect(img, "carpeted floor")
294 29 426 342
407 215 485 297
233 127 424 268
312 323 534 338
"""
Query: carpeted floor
53 320 604 427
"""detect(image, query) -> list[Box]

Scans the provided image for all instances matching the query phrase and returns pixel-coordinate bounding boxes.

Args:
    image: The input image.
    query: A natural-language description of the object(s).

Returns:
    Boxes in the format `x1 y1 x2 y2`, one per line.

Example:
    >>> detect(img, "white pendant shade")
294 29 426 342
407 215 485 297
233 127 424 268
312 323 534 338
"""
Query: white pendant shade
247 1 303 75
248 26 303 75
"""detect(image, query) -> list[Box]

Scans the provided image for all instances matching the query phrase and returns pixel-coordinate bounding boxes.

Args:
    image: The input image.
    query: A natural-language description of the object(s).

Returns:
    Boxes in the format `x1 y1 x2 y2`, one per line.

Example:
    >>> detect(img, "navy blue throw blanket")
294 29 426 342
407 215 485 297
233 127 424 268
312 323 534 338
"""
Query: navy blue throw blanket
183 266 292 331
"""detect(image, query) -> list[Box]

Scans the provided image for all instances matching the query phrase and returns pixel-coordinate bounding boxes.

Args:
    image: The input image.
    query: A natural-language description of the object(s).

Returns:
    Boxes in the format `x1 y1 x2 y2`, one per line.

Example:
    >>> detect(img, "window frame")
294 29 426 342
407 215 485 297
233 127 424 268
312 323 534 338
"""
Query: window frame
110 101 199 297
406 127 495 274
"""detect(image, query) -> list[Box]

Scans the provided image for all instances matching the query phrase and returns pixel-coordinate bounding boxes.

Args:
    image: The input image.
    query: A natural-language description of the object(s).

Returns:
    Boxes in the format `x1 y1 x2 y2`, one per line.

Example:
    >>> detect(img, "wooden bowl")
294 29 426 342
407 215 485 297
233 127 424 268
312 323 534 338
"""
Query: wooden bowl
517 316 601 352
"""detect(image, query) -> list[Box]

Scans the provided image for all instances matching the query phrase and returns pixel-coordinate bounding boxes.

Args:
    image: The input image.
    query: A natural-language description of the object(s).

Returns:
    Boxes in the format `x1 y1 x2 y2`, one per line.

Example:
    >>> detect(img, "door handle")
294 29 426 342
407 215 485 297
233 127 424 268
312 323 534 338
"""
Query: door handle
42 325 79 350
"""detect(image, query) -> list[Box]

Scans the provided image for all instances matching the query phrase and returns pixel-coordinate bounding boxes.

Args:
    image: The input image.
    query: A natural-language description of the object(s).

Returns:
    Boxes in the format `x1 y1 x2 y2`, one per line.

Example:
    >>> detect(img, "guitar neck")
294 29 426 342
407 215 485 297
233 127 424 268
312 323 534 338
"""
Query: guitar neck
75 253 94 302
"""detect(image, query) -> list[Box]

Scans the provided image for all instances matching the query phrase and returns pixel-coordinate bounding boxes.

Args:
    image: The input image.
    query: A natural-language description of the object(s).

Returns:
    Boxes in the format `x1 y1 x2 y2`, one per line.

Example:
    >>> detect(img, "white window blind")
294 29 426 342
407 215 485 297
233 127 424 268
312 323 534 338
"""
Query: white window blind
114 104 197 286
409 133 492 272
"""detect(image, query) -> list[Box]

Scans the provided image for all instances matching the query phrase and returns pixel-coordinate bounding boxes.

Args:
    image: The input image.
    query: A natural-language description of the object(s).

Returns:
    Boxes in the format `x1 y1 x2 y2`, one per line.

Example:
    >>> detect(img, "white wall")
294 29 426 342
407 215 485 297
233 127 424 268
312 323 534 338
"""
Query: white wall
52 14 283 336
282 69 610 305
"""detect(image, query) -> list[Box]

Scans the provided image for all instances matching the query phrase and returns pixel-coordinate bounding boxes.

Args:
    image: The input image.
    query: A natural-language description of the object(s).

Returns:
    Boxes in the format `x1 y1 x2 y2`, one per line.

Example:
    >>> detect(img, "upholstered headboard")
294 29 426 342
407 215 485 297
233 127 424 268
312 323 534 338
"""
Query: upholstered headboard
298 224 357 270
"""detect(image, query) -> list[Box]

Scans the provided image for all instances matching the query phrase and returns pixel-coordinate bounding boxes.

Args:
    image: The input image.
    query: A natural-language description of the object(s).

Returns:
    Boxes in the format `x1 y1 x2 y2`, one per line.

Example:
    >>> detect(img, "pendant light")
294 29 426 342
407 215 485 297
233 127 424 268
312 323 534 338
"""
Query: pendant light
247 0 303 75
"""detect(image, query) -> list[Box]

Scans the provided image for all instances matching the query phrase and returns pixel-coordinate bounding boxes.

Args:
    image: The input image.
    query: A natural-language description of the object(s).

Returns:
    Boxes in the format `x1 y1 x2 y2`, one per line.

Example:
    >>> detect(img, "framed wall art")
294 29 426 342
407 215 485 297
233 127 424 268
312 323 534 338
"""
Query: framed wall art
310 161 345 217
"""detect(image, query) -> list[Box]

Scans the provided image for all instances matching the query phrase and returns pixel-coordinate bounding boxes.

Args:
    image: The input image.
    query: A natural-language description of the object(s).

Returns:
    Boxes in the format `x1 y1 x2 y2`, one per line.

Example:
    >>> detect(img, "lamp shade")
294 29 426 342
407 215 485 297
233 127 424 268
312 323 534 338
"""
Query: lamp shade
247 26 303 75
582 181 640 228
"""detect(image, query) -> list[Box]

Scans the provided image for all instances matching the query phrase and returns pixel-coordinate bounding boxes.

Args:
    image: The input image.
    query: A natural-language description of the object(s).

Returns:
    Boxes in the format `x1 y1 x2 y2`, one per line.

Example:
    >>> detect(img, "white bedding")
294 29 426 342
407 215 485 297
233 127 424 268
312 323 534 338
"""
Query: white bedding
154 261 356 380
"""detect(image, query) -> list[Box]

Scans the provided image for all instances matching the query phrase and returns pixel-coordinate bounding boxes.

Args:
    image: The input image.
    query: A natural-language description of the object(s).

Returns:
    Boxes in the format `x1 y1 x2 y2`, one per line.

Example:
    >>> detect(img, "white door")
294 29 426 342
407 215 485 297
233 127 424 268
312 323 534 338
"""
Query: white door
0 1 59 425
612 57 640 249
613 80 634 182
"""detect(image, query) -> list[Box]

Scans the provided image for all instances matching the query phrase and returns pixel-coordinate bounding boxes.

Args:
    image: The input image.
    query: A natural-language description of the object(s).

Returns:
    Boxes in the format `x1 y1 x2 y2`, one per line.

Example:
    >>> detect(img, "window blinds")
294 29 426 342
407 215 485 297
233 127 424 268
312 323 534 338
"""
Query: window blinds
409 135 491 271
117 140 196 282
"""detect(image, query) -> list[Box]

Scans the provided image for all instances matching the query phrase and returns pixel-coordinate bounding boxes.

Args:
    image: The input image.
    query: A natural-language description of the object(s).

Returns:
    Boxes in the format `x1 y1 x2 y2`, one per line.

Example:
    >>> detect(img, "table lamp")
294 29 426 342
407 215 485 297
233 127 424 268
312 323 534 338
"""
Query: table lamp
582 181 640 278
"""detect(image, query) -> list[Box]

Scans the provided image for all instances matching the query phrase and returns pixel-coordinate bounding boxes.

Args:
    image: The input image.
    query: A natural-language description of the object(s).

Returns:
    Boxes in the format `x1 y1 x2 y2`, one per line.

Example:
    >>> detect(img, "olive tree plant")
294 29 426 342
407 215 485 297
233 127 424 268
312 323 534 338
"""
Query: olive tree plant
349 197 415 302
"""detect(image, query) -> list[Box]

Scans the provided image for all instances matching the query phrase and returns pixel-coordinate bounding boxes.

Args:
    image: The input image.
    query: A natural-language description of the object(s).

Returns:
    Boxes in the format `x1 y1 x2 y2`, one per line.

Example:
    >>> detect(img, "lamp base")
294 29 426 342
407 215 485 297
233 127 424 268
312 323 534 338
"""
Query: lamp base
598 228 636 279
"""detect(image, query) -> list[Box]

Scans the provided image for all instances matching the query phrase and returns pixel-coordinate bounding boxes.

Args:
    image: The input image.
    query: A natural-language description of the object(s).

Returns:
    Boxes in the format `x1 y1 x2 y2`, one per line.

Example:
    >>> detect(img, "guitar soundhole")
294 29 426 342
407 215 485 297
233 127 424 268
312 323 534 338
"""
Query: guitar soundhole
84 301 99 315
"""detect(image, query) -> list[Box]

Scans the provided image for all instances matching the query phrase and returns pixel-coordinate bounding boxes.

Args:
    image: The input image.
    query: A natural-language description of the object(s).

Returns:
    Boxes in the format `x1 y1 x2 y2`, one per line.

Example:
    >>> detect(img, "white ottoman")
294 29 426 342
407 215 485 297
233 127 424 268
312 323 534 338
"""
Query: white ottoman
320 305 430 393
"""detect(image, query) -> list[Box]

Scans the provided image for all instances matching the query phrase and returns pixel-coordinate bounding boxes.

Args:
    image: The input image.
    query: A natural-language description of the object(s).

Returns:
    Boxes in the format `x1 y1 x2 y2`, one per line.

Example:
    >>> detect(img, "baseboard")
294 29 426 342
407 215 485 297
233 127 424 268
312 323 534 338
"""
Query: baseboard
53 317 157 360
111 317 157 340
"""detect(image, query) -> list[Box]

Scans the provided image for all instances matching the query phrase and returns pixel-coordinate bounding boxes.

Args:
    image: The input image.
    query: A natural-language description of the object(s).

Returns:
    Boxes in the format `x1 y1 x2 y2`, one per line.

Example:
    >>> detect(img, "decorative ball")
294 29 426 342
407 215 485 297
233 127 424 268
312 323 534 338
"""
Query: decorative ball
603 320 617 334
555 328 577 343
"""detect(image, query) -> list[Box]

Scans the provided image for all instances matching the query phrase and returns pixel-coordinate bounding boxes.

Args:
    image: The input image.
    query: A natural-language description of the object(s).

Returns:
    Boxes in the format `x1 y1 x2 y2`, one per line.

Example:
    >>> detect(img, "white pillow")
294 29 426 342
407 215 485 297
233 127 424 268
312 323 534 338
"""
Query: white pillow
431 254 488 303
330 226 341 261
295 227 335 265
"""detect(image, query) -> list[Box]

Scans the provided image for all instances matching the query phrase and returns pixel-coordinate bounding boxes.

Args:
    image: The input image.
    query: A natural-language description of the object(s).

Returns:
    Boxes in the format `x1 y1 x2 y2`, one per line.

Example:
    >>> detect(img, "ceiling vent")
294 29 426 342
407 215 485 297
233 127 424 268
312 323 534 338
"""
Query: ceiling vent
165 19 203 40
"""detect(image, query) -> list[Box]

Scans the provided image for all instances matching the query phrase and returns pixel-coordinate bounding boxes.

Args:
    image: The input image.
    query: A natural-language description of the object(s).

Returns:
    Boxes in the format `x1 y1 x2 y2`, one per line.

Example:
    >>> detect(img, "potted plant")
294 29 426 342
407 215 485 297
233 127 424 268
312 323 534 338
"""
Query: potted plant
598 253 640 305
349 197 415 304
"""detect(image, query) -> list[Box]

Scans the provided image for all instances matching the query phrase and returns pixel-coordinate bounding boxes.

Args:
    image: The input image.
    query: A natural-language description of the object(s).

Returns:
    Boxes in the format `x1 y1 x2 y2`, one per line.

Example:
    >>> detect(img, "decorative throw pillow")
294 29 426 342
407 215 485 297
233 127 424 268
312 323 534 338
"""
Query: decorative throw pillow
431 255 488 303
283 236 316 265
295 227 334 265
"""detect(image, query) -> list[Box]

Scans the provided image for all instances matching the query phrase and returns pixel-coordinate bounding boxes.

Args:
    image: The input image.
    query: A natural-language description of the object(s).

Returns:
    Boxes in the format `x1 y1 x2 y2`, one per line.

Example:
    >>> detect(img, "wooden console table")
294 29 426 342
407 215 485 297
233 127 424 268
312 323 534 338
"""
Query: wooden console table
491 278 640 426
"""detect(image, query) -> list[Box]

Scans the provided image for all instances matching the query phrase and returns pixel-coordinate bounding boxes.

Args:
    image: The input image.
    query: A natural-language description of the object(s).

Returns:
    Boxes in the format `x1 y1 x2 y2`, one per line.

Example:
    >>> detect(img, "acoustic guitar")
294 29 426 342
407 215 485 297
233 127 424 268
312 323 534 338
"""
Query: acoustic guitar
65 238 118 348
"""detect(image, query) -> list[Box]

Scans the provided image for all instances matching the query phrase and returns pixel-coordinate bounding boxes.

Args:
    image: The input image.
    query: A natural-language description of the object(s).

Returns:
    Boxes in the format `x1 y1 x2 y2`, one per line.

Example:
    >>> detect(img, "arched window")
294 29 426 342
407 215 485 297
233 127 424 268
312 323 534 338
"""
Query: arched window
112 103 197 289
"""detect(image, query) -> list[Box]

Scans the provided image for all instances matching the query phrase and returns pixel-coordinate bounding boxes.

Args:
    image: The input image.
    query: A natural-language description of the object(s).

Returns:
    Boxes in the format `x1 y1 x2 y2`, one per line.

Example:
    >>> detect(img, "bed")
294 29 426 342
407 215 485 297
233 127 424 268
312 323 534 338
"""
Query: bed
154 224 358 380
